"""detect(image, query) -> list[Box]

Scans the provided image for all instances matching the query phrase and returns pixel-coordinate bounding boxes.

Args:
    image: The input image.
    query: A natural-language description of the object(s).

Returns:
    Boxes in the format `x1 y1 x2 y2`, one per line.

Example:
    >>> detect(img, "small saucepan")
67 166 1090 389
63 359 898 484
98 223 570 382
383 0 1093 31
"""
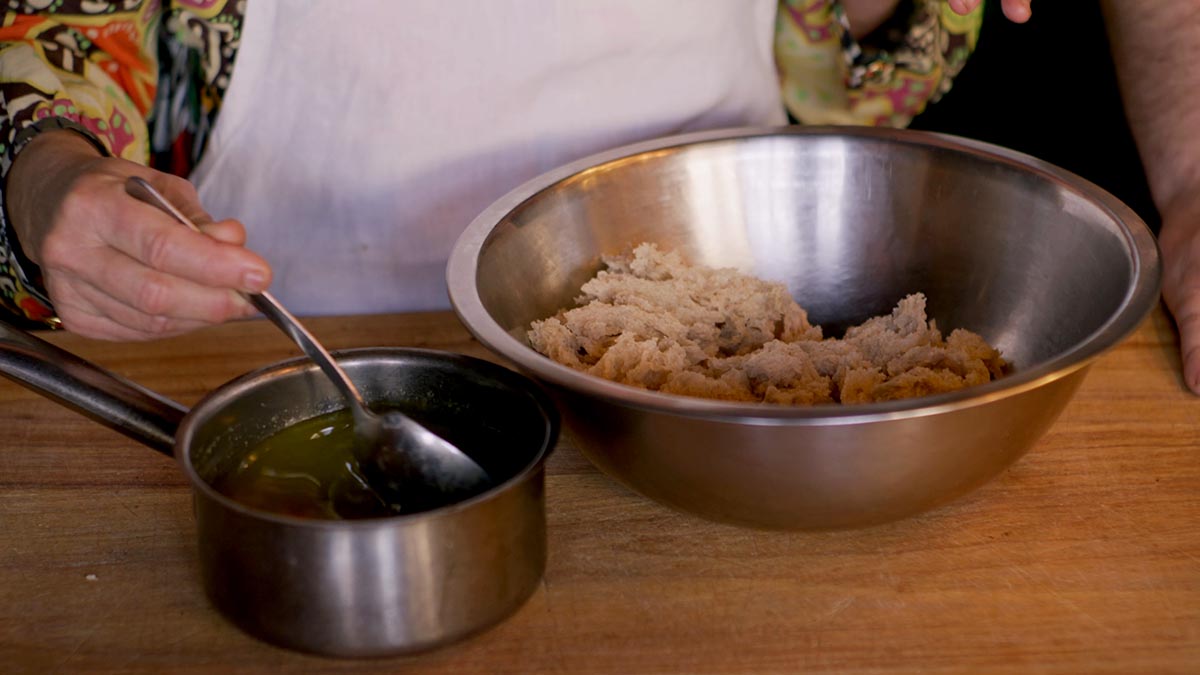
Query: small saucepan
0 320 559 657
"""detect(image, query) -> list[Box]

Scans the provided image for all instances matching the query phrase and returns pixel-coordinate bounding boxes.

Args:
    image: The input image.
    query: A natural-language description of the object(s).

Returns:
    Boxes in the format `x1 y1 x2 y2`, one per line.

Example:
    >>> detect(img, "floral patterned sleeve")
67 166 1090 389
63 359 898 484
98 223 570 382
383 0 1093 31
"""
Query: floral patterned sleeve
0 0 241 326
775 0 984 127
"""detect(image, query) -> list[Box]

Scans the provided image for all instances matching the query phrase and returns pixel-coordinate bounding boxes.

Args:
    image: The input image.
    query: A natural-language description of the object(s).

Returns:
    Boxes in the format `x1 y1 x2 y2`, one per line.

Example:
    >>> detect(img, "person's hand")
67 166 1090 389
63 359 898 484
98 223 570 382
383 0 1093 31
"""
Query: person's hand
5 130 271 341
948 0 1033 23
1158 196 1200 393
844 1 1033 40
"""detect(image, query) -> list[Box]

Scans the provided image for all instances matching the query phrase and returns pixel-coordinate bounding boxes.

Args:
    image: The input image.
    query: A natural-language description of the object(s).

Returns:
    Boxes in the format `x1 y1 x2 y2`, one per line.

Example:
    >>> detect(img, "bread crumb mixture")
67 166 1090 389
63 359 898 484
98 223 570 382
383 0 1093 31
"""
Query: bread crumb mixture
528 243 1009 405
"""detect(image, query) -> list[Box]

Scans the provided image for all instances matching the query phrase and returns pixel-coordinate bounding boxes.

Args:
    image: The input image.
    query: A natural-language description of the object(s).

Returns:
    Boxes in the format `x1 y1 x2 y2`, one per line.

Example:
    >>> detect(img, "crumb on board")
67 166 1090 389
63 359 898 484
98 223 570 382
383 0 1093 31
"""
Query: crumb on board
527 243 1009 405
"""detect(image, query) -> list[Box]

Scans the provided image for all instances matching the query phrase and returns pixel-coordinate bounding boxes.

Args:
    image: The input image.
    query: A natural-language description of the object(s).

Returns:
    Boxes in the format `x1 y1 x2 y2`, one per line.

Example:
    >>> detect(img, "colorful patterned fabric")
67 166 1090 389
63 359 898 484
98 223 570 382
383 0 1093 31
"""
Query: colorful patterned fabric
0 0 983 326
0 0 242 324
776 0 983 126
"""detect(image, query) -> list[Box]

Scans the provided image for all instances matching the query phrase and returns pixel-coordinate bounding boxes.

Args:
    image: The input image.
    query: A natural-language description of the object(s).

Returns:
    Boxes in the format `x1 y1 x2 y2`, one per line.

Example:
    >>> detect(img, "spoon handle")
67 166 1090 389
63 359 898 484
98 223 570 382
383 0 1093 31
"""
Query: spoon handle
124 176 371 413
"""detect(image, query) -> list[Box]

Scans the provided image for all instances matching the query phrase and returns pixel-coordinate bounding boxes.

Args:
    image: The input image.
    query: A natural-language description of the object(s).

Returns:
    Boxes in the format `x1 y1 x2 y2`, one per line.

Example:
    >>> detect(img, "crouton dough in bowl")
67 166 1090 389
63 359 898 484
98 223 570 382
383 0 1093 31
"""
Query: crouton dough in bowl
528 243 1010 405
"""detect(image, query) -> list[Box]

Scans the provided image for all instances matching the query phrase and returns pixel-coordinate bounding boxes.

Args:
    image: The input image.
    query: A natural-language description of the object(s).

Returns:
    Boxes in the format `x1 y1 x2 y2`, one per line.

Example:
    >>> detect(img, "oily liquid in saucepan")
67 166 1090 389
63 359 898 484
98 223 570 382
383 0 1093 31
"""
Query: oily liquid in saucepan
210 409 476 520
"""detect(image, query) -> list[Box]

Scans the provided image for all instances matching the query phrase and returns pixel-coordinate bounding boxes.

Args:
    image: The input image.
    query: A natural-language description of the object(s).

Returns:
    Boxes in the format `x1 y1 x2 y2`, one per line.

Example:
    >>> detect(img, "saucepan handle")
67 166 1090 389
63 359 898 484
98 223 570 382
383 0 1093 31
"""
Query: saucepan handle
0 320 186 456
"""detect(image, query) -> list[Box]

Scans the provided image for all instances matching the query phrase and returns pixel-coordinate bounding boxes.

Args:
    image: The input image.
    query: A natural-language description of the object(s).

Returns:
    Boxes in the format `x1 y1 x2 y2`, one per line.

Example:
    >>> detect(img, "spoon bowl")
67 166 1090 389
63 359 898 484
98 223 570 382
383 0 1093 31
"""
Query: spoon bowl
353 408 494 511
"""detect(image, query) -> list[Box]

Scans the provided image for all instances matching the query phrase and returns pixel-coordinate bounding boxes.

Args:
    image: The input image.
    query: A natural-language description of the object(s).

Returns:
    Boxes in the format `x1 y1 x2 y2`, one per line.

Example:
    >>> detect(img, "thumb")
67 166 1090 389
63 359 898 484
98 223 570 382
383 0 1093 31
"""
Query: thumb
1159 202 1200 394
1166 288 1200 394
1001 0 1032 23
146 172 217 229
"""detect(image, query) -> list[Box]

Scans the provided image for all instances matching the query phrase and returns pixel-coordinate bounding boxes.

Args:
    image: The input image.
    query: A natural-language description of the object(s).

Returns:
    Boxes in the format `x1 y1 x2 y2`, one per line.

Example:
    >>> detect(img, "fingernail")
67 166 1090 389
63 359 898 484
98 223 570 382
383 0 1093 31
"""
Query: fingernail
243 269 268 292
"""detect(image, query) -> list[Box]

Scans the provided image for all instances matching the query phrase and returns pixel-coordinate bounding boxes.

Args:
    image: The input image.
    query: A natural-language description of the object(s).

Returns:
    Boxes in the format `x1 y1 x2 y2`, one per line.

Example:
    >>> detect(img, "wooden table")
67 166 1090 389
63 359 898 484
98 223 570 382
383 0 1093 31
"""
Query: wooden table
1 308 1197 674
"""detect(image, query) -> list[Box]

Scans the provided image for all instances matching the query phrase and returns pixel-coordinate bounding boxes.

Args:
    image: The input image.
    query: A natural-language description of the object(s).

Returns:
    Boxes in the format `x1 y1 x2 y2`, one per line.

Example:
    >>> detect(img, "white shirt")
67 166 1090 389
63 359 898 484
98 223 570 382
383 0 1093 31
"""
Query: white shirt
191 0 786 316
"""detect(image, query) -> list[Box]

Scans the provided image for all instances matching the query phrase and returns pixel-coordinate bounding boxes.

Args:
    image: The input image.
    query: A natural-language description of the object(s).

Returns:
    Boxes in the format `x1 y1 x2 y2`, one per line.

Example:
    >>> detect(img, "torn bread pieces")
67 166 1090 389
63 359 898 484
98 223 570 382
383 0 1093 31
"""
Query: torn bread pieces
528 243 1009 405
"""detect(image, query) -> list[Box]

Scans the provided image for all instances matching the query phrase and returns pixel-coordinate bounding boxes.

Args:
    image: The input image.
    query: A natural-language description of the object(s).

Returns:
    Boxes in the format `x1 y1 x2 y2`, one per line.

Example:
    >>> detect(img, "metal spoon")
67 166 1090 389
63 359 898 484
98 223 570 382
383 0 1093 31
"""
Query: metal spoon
124 176 491 510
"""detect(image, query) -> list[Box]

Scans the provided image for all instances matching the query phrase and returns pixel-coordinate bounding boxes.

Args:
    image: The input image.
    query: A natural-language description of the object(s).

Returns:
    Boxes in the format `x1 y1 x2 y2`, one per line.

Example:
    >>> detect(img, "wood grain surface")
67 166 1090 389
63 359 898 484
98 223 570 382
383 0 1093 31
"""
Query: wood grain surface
1 308 1196 674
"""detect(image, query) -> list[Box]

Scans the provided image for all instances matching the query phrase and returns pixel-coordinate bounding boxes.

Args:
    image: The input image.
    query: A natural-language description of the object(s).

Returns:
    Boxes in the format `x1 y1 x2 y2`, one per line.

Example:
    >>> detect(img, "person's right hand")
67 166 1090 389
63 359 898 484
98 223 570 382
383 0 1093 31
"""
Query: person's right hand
948 0 1033 23
1158 195 1200 394
5 130 272 341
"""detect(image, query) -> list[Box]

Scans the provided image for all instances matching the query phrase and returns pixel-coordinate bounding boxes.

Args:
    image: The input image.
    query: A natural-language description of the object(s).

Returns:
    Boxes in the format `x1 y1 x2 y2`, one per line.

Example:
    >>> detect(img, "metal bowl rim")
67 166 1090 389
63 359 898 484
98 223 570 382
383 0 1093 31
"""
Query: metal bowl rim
447 125 1162 425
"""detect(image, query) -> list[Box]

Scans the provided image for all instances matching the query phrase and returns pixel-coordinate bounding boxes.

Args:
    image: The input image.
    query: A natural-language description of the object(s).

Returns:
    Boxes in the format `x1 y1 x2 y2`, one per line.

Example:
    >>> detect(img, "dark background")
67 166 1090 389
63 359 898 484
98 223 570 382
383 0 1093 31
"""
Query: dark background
910 1 1160 230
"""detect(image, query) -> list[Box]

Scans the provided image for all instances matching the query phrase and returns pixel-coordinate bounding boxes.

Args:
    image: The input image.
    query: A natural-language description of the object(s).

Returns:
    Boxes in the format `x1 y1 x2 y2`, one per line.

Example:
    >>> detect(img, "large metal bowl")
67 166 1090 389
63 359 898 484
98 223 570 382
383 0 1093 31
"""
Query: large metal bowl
447 126 1161 529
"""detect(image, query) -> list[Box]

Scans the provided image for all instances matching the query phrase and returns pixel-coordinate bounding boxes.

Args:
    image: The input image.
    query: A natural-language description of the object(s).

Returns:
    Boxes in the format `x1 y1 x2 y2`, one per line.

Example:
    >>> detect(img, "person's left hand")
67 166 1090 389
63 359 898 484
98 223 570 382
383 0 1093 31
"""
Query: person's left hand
1158 196 1200 393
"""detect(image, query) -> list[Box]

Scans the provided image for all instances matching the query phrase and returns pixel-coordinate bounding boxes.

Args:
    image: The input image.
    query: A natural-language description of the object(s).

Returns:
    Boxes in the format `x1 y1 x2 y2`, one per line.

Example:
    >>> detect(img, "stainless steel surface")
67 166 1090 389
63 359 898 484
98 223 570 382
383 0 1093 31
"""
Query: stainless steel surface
180 349 558 656
125 176 491 505
0 316 559 656
447 125 1162 530
0 320 185 454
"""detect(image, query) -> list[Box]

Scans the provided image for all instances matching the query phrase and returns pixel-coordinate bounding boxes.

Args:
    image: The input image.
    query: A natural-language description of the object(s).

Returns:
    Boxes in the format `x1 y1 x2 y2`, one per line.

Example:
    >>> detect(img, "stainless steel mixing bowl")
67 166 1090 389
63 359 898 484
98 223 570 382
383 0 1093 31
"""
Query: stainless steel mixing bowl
447 126 1161 530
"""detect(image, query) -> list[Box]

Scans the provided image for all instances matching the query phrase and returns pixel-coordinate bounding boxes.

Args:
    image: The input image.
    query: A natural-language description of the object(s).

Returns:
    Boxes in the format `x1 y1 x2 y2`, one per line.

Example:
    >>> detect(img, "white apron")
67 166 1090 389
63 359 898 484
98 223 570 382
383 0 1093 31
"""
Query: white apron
191 0 786 316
